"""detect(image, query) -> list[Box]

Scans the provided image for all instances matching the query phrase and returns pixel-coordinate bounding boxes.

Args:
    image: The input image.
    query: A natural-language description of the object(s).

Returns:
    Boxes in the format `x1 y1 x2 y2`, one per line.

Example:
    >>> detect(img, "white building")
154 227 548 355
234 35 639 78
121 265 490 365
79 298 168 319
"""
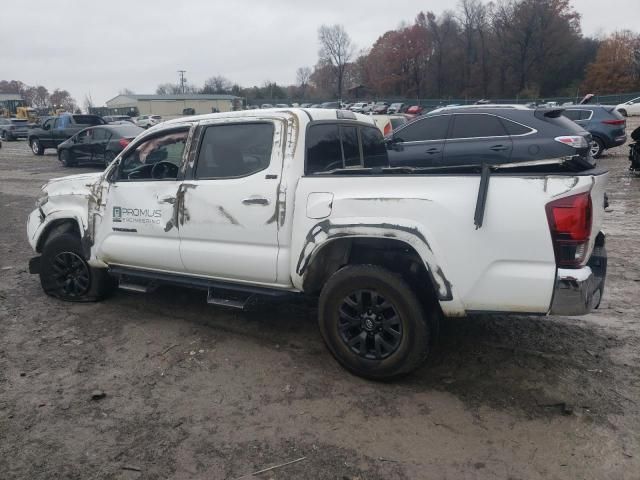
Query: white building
105 94 240 119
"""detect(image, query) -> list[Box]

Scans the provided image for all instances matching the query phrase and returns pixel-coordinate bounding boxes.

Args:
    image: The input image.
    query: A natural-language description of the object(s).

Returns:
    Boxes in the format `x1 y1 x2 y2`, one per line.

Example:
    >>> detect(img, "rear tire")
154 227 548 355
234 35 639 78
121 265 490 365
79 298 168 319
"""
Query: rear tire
590 137 605 159
318 265 432 380
1 130 10 141
30 138 44 155
39 232 114 302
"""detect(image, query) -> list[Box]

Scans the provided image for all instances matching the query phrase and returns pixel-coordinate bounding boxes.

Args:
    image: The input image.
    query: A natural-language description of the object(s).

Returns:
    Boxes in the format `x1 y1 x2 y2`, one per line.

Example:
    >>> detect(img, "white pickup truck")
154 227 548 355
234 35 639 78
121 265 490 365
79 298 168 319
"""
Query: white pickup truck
27 108 608 379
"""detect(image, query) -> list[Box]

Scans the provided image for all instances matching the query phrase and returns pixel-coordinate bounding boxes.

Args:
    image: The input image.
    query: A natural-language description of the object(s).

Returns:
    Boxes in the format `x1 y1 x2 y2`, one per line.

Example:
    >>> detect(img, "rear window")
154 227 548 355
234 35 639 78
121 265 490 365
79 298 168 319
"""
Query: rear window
500 118 534 135
73 115 104 125
305 123 388 174
112 125 144 138
450 114 507 139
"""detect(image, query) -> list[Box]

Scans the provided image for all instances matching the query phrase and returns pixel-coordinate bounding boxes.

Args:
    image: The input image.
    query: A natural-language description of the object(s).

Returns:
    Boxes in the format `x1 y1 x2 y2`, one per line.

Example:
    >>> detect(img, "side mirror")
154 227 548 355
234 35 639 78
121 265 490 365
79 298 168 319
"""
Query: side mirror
385 136 400 150
43 124 50 131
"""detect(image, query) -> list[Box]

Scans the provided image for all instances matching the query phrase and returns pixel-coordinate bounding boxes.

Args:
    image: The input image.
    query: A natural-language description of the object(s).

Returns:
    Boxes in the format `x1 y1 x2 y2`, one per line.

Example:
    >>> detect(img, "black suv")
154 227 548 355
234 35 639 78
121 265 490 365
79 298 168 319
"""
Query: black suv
386 105 593 169
562 106 626 158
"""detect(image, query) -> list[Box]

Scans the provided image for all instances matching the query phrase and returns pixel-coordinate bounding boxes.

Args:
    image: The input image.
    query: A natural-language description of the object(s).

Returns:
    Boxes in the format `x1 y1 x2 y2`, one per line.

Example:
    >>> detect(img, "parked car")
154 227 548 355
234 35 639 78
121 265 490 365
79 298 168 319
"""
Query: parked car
616 96 640 117
405 105 424 116
261 104 274 109
350 102 370 113
0 118 30 140
28 114 106 155
372 102 389 114
103 115 134 124
372 115 409 136
136 115 162 128
563 106 627 158
57 124 144 167
27 108 607 380
321 101 341 109
386 105 594 169
387 103 406 114
275 103 290 108
300 103 313 108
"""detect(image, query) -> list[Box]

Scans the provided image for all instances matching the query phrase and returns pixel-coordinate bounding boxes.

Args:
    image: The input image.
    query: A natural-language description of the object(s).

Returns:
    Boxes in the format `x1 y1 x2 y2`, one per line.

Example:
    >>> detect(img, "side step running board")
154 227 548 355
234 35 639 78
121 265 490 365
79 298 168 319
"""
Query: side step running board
118 280 156 293
207 288 255 310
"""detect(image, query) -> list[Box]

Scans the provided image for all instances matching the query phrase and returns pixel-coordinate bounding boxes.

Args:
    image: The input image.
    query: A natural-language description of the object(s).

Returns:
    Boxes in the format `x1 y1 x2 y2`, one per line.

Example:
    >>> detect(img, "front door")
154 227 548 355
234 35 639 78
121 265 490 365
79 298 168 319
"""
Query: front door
178 120 282 284
71 129 94 163
95 127 191 273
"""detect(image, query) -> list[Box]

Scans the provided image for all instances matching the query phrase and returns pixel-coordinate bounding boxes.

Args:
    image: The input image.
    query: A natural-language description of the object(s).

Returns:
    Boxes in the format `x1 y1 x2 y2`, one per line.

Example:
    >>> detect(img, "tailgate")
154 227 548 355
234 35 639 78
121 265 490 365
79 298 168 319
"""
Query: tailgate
588 169 608 256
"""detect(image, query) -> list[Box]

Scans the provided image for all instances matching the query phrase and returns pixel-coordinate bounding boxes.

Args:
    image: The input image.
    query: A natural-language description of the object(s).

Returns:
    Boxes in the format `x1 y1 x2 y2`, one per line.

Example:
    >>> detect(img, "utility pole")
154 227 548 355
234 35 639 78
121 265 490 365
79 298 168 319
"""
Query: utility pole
178 70 187 94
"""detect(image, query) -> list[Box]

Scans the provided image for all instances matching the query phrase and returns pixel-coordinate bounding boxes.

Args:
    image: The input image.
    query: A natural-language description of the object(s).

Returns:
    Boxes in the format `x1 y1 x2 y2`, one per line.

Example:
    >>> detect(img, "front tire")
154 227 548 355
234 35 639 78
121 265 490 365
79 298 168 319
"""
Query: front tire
318 265 431 380
1 130 11 141
59 149 75 167
590 137 605 159
30 138 44 155
39 232 114 302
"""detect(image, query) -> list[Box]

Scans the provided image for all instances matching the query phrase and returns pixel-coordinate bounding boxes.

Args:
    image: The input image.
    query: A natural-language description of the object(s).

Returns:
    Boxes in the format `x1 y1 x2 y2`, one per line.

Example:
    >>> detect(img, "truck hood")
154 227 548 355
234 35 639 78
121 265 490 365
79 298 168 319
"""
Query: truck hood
42 172 104 197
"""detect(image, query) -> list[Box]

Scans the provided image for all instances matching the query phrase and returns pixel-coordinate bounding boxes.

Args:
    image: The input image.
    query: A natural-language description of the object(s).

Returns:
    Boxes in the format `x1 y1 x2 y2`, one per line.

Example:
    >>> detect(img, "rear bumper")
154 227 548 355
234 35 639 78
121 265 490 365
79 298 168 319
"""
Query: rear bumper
550 234 607 316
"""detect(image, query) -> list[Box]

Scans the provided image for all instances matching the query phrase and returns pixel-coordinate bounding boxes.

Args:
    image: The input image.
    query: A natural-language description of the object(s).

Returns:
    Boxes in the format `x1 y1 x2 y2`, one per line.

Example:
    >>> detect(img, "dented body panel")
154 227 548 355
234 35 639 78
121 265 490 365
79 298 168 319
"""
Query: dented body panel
27 108 608 317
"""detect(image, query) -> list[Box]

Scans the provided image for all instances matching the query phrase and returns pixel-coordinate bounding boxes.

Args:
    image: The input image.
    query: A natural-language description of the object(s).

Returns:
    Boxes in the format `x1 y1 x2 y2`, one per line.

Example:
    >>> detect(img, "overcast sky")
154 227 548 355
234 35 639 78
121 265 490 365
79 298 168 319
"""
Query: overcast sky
2 0 639 106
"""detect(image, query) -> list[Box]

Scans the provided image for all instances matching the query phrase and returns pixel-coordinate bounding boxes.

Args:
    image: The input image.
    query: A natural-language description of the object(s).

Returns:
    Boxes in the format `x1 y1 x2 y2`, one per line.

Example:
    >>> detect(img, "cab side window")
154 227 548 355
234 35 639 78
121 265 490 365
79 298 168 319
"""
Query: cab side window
117 129 188 181
305 123 389 174
195 123 274 179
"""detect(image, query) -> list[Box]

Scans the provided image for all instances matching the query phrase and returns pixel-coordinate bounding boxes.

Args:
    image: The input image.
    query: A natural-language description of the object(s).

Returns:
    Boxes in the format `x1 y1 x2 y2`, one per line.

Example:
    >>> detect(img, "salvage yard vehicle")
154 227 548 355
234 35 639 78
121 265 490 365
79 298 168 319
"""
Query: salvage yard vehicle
135 115 162 129
26 108 608 380
387 105 595 169
0 118 29 140
57 124 144 167
563 105 627 158
616 96 640 117
28 114 106 155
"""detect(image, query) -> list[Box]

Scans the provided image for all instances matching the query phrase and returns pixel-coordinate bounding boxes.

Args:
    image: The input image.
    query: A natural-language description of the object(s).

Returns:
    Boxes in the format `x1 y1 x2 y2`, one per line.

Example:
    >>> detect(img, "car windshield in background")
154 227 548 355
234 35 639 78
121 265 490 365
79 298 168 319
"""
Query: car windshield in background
11 119 28 124
151 115 161 119
73 115 104 125
111 125 144 137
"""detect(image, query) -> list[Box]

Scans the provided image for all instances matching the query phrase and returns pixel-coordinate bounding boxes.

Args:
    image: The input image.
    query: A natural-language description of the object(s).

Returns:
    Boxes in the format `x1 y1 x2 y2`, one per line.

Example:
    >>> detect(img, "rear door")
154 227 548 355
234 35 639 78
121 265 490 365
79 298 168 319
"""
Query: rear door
388 114 450 167
178 120 282 284
443 113 513 166
90 127 113 162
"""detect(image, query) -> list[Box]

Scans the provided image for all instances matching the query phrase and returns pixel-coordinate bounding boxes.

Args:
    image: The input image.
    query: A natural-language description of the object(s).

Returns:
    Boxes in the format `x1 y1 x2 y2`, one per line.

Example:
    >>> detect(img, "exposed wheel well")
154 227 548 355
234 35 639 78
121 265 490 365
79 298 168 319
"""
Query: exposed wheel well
36 219 81 253
303 237 438 304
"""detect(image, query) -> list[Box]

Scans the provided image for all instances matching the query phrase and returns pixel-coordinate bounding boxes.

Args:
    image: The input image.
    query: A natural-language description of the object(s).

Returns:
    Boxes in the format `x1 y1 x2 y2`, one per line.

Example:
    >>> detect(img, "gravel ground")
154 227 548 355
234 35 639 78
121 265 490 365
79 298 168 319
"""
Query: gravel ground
0 124 639 480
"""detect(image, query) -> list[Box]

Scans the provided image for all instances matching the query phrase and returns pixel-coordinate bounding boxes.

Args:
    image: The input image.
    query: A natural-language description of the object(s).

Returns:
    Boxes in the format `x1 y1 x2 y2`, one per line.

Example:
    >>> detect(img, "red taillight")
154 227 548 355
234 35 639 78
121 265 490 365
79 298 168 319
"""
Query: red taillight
119 138 130 148
545 192 592 267
602 119 625 126
383 122 392 136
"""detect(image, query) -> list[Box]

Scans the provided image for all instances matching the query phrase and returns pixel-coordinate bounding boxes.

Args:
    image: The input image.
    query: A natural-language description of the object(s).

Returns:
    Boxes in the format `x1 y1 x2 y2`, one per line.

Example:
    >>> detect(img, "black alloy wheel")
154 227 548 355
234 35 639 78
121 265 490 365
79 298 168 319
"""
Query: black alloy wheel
49 251 91 298
338 289 403 360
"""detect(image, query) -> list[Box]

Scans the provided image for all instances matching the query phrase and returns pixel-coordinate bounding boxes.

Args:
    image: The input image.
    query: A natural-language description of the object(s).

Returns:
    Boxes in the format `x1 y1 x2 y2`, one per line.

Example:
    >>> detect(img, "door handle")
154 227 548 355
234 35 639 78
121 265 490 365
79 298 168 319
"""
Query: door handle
490 145 508 152
242 197 270 206
425 147 440 154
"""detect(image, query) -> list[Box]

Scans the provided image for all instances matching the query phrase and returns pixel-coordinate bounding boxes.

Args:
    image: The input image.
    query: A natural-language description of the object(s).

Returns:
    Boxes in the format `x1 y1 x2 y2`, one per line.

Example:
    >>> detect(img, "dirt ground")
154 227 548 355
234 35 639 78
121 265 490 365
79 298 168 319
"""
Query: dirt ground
1 122 639 480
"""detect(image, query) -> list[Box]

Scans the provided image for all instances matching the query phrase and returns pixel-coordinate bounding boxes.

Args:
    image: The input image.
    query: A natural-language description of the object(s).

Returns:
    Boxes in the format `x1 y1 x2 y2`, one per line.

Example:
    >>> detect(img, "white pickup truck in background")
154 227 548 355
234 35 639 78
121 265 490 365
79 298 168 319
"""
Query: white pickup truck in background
27 108 608 379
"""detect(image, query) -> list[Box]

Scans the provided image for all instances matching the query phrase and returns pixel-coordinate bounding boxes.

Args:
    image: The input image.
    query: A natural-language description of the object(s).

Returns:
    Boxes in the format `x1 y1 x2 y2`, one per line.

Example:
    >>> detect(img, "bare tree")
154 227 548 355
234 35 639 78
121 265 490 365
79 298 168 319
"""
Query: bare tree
155 83 181 95
83 92 94 113
296 66 312 99
318 24 355 100
202 76 233 94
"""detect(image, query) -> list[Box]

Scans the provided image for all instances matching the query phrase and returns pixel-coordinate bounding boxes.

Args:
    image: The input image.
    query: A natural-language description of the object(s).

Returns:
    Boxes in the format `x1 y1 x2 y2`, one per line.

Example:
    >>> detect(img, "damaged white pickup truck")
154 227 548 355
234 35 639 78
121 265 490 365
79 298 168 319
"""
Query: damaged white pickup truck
27 108 608 379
